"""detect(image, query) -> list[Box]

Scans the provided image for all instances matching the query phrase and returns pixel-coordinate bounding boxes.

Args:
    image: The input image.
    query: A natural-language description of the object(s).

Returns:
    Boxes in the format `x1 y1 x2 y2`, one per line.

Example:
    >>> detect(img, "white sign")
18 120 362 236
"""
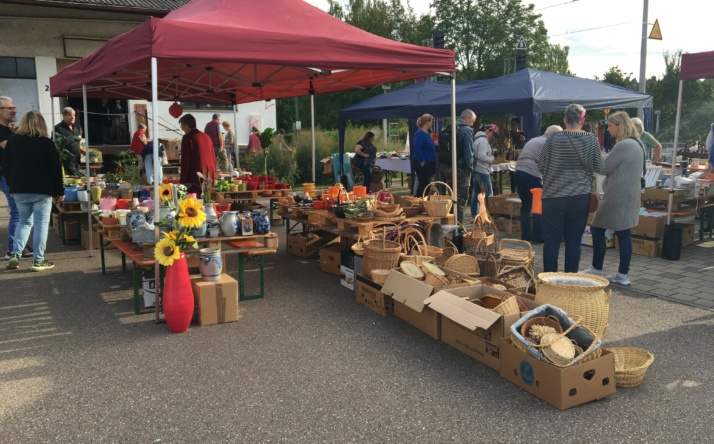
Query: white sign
516 37 527 50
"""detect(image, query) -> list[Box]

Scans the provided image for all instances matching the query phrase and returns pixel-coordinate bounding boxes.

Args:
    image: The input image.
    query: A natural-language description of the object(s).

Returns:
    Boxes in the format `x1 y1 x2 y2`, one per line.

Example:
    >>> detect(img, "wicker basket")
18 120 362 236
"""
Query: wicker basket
443 254 480 276
362 226 402 278
401 228 436 265
464 216 496 249
535 272 611 339
392 192 423 217
611 347 655 387
499 265 534 291
499 239 535 275
520 315 564 339
370 269 391 286
351 230 375 256
424 272 449 287
435 239 458 266
422 181 454 217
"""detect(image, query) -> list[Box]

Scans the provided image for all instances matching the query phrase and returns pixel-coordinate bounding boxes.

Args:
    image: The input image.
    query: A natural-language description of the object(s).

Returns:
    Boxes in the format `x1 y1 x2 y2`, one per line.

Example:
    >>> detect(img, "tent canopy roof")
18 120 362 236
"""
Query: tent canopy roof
50 0 454 104
339 68 652 122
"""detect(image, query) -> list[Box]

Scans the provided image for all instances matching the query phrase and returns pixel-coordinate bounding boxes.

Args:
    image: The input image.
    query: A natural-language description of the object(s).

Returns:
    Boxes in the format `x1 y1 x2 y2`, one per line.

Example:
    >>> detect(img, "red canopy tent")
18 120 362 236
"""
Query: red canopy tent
667 50 714 225
50 0 455 103
50 0 456 315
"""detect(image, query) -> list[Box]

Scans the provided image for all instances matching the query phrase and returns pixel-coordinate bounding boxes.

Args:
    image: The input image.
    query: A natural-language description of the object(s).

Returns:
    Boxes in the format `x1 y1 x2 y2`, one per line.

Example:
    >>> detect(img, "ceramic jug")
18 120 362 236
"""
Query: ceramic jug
251 209 271 234
219 211 239 237
198 248 222 281
203 203 218 220
128 210 148 229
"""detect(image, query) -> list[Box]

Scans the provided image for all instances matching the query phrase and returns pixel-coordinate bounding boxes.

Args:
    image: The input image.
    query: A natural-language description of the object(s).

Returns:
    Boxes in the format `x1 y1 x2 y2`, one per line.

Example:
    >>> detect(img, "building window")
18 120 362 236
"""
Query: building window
180 102 233 111
0 57 36 79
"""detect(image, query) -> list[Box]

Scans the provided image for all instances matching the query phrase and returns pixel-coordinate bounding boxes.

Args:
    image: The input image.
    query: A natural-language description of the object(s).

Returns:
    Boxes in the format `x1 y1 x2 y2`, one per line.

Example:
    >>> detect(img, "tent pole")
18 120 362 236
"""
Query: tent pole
151 57 162 323
82 85 93 256
311 94 316 183
450 75 457 222
667 79 684 225
233 105 240 170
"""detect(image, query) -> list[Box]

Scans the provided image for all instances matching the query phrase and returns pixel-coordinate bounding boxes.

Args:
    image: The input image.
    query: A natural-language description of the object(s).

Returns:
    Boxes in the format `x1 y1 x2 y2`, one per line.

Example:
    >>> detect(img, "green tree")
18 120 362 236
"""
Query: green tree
531 43 572 75
596 66 637 89
431 0 554 80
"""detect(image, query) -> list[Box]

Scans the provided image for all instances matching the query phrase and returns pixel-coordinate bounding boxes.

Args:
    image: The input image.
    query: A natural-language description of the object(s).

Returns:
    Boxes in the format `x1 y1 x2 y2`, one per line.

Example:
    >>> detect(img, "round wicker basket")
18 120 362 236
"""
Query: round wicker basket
611 347 655 387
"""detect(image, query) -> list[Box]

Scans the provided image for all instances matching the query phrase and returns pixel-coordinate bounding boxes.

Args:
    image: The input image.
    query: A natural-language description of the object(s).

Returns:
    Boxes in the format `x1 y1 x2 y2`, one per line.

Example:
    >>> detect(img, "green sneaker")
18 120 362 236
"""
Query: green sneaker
6 254 20 270
30 260 55 272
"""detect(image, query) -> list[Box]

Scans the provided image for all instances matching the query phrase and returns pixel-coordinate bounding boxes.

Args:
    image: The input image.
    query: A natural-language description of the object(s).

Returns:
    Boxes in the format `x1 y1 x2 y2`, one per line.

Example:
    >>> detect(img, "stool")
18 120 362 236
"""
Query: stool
699 204 714 241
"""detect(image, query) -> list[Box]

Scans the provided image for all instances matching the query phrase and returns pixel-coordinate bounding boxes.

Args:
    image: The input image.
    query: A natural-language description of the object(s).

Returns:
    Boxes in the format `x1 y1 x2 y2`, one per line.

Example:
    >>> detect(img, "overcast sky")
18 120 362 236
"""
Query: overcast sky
305 0 710 81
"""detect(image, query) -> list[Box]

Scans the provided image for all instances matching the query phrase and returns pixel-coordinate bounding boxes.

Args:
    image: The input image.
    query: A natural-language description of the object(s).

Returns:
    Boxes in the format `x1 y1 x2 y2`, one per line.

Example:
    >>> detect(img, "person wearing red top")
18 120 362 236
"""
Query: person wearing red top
130 123 148 179
179 114 215 197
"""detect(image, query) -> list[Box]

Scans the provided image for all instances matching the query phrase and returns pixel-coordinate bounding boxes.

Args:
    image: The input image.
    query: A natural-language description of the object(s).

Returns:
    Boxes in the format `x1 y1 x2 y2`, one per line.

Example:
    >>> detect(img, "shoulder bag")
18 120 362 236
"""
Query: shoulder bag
565 132 599 213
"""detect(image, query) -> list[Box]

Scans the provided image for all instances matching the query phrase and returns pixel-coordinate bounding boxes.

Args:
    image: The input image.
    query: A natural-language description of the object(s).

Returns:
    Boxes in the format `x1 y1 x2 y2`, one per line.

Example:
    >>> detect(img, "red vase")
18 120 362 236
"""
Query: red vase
163 253 194 333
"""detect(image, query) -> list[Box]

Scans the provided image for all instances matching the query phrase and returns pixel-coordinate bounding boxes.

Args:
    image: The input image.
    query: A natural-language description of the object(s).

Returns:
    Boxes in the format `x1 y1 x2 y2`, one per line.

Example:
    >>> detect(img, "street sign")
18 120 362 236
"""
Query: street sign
649 19 662 40
516 37 527 50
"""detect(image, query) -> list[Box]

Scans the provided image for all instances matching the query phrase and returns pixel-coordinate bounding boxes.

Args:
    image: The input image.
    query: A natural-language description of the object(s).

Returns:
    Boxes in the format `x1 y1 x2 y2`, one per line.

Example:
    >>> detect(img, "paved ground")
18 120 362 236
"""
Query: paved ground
1 193 713 443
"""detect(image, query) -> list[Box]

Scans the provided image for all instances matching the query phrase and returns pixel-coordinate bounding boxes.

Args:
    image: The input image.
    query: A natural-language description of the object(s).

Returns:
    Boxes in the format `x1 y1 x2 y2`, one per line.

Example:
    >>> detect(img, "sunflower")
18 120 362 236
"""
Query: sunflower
178 198 206 229
154 237 181 266
159 184 172 203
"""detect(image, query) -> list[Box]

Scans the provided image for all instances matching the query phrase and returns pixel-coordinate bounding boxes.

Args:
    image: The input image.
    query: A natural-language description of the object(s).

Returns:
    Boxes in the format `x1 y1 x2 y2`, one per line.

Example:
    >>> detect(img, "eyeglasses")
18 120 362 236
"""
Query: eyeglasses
0 107 17 111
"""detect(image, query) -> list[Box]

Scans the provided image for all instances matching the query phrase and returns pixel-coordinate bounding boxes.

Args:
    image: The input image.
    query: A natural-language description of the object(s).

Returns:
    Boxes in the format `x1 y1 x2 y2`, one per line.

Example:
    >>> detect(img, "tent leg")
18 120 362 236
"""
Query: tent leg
151 57 162 323
82 85 93 256
667 80 684 225
311 94 316 183
450 76 457 222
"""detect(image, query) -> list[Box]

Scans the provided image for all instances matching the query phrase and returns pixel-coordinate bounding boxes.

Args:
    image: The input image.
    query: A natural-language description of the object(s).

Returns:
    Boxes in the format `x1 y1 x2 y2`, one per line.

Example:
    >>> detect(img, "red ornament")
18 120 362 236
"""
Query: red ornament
162 253 193 333
169 102 183 118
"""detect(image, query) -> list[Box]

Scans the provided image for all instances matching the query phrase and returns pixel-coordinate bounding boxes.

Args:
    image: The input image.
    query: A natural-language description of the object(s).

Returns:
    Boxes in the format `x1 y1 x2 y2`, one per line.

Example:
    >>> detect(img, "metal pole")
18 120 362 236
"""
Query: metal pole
82 85 93 256
666 80 684 225
310 94 315 183
450 75 457 220
637 0 649 121
233 105 240 170
151 57 162 322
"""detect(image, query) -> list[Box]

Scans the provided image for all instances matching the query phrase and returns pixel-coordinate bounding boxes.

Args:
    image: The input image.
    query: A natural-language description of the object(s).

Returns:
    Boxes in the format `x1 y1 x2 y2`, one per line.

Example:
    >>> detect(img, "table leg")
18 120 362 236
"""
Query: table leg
100 232 106 275
239 254 265 301
133 266 142 315
121 251 127 273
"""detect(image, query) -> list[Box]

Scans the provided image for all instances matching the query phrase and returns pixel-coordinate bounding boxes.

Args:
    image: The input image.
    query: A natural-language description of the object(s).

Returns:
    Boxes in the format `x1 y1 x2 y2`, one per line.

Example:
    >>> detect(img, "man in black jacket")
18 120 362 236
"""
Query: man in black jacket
436 109 476 224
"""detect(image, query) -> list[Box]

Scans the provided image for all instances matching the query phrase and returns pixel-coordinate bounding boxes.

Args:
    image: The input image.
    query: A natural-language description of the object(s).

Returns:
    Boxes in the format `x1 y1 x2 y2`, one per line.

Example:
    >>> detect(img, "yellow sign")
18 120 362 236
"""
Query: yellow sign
649 19 662 40
603 108 611 116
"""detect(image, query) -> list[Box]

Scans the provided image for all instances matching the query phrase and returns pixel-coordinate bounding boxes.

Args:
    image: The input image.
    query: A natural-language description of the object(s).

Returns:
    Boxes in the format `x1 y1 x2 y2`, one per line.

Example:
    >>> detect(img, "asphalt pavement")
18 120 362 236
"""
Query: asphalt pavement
1 195 713 443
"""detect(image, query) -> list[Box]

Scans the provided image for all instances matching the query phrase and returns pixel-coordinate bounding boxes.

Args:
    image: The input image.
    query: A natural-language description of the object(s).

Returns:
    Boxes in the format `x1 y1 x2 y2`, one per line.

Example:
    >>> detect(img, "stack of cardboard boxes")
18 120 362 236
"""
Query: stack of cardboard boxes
488 193 522 236
613 213 695 257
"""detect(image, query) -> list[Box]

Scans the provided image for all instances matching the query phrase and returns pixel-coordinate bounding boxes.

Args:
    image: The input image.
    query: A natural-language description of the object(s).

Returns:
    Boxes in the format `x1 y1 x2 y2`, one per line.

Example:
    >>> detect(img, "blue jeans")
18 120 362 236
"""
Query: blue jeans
143 153 164 185
360 165 373 188
591 226 632 275
0 176 19 252
514 170 543 242
471 171 492 218
11 193 52 262
542 194 590 272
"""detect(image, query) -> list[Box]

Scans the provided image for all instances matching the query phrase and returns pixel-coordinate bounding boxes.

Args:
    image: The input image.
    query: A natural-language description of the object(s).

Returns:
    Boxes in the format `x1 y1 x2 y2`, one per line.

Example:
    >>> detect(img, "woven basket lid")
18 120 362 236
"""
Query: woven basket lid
541 333 576 364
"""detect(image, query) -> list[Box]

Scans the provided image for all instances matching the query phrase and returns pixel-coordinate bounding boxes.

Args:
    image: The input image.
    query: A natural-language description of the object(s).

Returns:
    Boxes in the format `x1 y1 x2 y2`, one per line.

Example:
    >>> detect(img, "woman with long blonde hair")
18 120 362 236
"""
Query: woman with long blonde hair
3 110 64 271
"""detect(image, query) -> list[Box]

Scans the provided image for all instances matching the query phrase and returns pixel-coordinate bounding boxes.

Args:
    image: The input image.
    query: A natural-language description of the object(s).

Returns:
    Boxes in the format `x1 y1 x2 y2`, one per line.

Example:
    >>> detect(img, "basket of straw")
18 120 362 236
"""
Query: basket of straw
422 181 453 217
611 347 655 387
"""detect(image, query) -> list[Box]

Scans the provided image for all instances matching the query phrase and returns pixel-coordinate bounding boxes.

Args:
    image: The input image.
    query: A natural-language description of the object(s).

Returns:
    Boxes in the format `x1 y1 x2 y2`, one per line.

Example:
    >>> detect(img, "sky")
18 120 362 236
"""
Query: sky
305 0 711 81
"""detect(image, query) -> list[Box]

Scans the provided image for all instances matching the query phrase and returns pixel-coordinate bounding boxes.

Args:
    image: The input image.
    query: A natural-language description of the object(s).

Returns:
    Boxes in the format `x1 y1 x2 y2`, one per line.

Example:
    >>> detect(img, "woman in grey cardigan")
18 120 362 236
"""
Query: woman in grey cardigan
582 111 644 285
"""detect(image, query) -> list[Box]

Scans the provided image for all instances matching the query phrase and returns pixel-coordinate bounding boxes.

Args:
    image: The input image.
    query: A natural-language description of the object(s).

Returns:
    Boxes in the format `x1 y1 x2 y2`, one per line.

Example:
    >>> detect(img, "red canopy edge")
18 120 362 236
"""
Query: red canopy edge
50 0 455 103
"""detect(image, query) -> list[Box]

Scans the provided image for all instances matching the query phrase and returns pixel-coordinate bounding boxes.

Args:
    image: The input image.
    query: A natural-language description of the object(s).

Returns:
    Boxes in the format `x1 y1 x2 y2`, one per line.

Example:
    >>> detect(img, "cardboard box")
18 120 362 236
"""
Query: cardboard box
616 235 662 257
190 274 239 327
493 217 513 234
581 225 614 248
340 265 355 291
681 223 695 247
287 230 337 258
319 243 342 276
425 286 537 370
489 193 521 217
381 267 477 340
340 250 363 276
499 338 616 410
80 226 101 250
511 219 522 236
630 213 667 238
53 214 80 240
642 187 688 201
159 138 180 160
320 156 334 175
355 273 393 316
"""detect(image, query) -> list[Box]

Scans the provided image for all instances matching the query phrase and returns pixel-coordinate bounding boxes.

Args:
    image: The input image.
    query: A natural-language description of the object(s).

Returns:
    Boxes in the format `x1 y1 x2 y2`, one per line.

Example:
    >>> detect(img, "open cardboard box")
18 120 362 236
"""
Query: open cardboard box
424 285 538 370
380 266 478 340
499 338 616 410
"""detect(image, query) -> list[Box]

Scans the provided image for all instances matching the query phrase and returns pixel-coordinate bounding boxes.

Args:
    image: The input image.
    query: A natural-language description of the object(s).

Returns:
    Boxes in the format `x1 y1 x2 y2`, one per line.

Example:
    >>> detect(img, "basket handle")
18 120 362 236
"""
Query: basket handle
498 238 533 255
422 181 454 201
401 227 427 256
532 316 583 349
379 188 395 204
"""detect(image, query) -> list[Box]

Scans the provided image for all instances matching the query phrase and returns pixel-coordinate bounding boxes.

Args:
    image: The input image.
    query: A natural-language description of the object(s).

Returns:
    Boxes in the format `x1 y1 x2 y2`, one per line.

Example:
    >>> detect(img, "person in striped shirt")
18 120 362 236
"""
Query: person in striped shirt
539 104 604 272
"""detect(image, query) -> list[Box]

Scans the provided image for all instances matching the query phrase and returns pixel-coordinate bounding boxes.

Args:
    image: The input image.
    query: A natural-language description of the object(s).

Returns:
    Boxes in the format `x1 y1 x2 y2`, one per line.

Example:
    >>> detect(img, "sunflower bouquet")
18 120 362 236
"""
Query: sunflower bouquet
154 196 206 266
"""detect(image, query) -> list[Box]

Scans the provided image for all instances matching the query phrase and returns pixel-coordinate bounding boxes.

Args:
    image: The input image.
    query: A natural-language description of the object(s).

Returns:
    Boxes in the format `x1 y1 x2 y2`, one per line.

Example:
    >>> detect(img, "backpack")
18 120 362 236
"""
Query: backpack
437 124 461 165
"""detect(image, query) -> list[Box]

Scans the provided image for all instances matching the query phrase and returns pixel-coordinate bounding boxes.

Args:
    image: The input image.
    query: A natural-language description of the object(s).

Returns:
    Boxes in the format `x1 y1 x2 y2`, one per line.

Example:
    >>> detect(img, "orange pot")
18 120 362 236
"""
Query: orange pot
313 200 324 210
531 188 543 215
353 186 367 197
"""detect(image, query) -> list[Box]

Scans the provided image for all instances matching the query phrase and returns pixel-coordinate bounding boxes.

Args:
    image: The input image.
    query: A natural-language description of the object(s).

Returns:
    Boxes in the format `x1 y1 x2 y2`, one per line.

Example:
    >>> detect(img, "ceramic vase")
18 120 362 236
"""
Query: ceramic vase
203 203 218 220
219 211 239 237
162 253 193 333
252 209 271 234
198 248 222 281
191 221 207 238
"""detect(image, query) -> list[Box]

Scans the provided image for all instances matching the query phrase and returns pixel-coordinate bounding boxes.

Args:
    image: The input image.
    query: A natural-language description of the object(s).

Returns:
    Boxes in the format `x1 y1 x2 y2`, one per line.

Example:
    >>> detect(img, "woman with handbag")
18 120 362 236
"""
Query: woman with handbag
412 114 437 197
581 112 644 285
352 131 377 188
539 103 604 273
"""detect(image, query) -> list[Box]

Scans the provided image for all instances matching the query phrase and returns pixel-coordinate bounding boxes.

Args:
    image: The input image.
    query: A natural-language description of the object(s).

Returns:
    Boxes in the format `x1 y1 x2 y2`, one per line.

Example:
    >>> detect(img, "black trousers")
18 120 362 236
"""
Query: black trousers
414 161 436 197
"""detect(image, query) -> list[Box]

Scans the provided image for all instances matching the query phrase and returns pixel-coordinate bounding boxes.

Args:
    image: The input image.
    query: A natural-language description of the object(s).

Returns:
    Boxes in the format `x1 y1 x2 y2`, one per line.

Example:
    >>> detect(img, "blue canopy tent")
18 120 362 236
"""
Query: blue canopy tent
338 69 654 188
